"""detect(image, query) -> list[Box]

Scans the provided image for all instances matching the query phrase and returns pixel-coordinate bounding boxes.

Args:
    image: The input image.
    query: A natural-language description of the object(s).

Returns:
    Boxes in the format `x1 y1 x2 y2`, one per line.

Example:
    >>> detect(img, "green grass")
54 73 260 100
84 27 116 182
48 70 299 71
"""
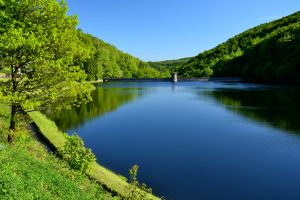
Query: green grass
29 111 161 200
0 138 120 200
28 112 67 148
0 107 121 199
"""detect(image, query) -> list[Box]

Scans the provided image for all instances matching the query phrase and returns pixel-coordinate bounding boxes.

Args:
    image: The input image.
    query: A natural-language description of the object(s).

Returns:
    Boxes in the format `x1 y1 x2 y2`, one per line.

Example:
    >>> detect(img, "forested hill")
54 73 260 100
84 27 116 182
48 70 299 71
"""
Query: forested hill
148 57 191 73
79 33 167 80
178 11 300 82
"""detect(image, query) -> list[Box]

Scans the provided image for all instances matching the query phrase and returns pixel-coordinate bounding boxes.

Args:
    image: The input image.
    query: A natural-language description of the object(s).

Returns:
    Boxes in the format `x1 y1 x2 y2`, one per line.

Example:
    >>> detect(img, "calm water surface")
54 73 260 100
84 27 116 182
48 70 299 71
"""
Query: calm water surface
49 81 300 200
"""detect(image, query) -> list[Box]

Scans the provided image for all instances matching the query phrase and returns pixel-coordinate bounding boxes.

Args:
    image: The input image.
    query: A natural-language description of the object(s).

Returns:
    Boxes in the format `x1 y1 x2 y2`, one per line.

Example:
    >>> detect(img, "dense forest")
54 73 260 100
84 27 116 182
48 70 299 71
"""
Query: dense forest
174 11 300 82
0 31 167 82
78 33 168 80
148 58 191 74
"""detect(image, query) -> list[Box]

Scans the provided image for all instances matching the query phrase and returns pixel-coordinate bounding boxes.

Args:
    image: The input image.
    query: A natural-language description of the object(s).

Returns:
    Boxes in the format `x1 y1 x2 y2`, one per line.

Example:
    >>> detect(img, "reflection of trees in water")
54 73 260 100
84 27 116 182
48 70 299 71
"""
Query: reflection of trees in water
204 88 300 134
47 87 144 131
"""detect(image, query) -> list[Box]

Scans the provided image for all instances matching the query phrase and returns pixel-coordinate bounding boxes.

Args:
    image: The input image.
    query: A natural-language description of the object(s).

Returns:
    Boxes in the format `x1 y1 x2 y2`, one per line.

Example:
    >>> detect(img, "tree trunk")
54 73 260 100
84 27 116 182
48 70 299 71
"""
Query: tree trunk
8 103 17 143
8 64 17 143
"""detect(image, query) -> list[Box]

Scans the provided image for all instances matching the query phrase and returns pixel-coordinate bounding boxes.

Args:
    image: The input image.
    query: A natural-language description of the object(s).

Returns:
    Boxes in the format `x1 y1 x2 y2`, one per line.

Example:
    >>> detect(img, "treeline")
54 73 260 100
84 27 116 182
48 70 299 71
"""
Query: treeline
178 11 300 82
148 58 191 74
78 33 168 80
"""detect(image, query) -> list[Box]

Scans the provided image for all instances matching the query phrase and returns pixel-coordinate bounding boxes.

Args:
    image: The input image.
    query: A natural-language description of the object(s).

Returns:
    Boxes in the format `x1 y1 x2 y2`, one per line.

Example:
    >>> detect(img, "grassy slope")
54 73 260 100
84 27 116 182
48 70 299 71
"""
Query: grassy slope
28 111 160 200
0 105 119 200
0 141 119 200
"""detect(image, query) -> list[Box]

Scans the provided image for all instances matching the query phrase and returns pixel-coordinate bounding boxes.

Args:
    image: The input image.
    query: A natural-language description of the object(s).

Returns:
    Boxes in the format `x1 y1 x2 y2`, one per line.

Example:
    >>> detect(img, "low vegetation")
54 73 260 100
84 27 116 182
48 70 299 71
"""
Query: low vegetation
0 104 119 199
0 105 159 199
29 111 160 200
127 165 153 200
58 134 96 173
0 140 120 200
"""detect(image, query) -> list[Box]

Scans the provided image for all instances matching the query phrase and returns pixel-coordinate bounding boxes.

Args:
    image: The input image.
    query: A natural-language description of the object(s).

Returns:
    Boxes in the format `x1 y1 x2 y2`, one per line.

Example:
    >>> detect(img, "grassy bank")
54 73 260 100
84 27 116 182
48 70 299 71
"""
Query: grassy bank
0 140 120 200
0 106 119 199
28 112 160 200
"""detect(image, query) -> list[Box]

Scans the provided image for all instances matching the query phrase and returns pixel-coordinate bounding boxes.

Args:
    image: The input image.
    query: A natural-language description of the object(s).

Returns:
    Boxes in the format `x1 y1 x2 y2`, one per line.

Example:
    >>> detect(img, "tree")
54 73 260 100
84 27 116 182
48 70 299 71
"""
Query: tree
0 0 94 141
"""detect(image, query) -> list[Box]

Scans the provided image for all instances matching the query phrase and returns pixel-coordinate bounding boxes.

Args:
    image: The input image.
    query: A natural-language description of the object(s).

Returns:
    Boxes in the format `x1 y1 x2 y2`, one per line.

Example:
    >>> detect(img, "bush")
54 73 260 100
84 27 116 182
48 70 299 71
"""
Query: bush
127 165 152 200
58 134 96 173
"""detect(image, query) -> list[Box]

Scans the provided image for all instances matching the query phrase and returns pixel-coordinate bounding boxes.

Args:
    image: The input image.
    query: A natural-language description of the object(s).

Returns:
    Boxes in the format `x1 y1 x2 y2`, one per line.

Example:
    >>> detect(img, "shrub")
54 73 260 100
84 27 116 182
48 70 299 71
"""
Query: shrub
127 165 152 200
58 134 96 173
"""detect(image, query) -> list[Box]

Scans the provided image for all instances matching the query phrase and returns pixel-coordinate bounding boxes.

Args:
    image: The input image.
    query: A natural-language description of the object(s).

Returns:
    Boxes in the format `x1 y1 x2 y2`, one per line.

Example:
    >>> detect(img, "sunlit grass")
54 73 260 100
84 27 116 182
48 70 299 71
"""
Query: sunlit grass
28 111 66 148
0 138 119 199
29 111 161 199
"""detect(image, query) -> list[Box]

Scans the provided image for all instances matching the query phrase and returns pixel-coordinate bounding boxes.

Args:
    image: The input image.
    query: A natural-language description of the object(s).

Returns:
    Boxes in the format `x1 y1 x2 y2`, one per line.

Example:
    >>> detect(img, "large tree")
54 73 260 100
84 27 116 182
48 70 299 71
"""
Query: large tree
0 0 94 141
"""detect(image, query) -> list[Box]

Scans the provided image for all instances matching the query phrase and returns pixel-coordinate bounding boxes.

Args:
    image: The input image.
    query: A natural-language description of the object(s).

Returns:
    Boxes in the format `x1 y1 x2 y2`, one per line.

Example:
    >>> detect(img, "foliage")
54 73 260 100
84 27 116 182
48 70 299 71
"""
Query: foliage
58 133 96 173
178 11 300 82
0 103 31 143
0 103 10 141
0 137 119 199
0 0 94 136
148 57 191 75
127 165 152 200
79 33 163 80
29 112 159 199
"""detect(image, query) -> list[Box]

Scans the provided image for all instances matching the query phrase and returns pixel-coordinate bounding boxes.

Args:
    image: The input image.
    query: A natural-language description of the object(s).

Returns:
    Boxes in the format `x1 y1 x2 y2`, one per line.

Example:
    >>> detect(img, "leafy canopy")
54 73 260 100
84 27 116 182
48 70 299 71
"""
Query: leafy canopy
0 0 94 113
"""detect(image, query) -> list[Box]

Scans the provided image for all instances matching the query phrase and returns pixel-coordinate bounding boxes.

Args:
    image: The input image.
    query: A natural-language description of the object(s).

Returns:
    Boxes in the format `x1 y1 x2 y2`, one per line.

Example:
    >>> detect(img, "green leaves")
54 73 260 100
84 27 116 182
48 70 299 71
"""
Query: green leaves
0 0 94 121
58 134 96 173
80 33 161 80
127 165 152 200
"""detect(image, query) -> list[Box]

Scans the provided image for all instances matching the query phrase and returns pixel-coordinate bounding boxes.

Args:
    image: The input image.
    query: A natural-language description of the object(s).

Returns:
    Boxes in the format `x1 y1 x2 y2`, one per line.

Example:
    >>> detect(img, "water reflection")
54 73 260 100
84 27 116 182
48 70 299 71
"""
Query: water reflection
203 87 300 134
47 85 147 131
46 82 300 200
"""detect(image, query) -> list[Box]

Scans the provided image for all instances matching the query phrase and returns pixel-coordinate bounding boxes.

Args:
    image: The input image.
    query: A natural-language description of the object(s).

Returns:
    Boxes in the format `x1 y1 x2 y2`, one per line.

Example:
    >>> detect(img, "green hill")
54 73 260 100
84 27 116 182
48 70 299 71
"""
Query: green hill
79 33 165 80
178 11 300 82
148 57 191 73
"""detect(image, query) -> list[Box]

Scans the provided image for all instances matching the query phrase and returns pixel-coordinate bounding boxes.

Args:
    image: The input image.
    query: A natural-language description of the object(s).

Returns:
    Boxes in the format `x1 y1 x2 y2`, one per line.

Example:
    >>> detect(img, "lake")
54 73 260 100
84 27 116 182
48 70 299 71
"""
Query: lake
48 81 300 200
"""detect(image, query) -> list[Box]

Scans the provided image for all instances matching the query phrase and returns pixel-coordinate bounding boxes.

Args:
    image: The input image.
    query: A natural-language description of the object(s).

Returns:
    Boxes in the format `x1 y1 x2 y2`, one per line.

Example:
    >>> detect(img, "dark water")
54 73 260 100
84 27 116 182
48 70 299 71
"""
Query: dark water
49 81 300 200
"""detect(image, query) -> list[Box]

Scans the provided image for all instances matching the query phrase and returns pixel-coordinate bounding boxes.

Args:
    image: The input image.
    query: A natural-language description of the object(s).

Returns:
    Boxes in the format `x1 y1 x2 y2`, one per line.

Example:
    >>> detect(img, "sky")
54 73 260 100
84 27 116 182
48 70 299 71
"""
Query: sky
65 0 300 61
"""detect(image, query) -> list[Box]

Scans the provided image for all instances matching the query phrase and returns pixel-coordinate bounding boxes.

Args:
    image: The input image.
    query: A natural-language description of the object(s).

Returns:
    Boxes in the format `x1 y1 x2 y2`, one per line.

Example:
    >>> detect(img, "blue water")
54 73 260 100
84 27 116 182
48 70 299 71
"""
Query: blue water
51 81 300 200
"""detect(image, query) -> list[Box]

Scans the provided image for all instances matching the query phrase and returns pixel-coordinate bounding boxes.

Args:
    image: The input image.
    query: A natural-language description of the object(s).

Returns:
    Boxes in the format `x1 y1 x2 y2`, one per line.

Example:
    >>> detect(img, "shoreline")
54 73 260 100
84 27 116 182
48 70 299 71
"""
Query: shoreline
102 77 243 82
28 111 160 200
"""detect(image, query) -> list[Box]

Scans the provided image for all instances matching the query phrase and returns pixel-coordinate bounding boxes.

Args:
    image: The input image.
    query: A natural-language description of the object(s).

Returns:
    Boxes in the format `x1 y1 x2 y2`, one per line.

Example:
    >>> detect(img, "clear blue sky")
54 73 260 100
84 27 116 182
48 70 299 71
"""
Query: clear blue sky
66 0 300 61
